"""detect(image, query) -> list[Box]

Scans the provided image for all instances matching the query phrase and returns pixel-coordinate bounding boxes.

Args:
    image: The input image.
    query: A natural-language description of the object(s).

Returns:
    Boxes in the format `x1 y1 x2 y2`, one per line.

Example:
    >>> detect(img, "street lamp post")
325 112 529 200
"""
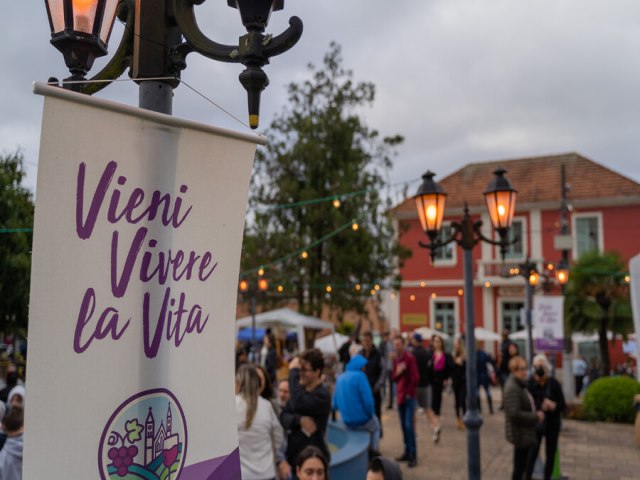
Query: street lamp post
414 168 517 480
44 0 303 124
239 276 268 359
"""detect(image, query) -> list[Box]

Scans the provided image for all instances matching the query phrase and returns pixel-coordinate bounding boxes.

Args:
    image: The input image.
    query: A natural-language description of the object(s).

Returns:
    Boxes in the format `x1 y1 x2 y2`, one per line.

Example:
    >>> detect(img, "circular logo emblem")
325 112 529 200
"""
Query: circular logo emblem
98 389 187 479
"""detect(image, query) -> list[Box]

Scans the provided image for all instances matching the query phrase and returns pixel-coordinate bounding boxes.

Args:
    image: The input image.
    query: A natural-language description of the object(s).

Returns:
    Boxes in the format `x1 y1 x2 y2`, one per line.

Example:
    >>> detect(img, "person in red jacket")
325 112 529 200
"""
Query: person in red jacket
391 336 419 467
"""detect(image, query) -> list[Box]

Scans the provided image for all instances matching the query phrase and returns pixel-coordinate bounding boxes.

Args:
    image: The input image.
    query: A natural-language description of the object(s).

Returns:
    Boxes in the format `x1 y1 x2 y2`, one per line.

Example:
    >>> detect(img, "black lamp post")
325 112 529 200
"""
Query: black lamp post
512 258 539 364
414 168 517 480
239 275 269 358
44 0 303 125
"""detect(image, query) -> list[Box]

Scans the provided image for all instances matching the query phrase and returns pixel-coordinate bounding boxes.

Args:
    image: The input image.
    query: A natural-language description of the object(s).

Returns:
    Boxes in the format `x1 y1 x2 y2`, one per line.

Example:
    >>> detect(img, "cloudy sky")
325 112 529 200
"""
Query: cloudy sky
2 0 640 193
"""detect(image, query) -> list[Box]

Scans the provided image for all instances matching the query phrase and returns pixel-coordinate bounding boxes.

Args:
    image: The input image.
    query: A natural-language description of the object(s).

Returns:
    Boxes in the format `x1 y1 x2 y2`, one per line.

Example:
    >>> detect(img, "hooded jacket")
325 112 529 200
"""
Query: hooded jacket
333 355 375 426
0 433 23 480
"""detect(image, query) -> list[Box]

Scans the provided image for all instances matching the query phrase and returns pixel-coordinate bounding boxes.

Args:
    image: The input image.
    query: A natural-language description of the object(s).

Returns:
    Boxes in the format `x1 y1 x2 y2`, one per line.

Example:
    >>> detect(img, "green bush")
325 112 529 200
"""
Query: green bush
583 376 640 423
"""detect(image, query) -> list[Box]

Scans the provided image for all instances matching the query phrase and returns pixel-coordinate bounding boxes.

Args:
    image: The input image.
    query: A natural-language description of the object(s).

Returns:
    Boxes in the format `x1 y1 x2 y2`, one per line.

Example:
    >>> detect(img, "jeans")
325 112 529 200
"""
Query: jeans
398 397 417 457
348 416 381 451
513 446 532 480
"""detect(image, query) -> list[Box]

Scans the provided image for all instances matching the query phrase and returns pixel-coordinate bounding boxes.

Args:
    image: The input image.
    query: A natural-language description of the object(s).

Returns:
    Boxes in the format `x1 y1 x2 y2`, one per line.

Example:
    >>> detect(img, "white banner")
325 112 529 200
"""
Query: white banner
24 84 263 479
630 254 640 380
533 295 565 352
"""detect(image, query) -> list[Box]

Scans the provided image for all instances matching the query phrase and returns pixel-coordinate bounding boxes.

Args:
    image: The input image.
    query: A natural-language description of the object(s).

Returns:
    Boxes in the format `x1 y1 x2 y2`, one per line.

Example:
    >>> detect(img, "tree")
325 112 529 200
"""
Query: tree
0 150 34 334
564 251 633 375
241 43 410 321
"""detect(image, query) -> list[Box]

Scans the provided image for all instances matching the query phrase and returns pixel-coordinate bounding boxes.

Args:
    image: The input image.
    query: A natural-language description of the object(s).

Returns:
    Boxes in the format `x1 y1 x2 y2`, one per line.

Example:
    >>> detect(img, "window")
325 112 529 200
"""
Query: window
574 214 602 258
433 301 457 350
504 219 524 259
433 224 455 264
502 301 524 333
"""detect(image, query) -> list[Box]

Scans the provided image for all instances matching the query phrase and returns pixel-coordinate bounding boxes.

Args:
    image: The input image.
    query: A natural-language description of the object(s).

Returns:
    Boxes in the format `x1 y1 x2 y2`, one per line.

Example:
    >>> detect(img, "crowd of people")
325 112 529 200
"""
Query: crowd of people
0 362 25 480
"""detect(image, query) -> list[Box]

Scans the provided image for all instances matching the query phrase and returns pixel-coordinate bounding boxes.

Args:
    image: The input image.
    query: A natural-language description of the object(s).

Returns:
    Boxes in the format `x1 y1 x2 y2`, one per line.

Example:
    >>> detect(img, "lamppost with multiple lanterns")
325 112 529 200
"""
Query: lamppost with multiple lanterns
413 168 517 480
44 0 303 123
238 273 269 357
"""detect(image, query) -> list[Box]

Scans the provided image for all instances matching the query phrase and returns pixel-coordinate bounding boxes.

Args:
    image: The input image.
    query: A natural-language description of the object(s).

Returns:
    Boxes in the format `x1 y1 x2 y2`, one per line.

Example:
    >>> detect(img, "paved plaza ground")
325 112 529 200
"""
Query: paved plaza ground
378 387 640 479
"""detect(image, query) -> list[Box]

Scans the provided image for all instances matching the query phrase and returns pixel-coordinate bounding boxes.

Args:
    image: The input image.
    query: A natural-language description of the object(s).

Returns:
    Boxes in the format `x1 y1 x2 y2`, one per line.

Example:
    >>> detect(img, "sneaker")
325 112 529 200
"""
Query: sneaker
395 453 410 462
433 426 441 443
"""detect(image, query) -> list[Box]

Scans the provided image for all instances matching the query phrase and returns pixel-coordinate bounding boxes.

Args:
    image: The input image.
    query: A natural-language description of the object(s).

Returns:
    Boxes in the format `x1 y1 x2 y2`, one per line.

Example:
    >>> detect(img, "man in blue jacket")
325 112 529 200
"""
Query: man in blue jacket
333 354 381 452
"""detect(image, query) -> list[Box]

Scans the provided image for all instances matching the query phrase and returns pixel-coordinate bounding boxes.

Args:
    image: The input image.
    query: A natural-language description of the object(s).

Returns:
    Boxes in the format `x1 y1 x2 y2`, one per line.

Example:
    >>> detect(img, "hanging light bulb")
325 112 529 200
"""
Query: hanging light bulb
333 198 341 208
300 251 308 260
258 267 265 276
352 222 359 231
326 285 332 293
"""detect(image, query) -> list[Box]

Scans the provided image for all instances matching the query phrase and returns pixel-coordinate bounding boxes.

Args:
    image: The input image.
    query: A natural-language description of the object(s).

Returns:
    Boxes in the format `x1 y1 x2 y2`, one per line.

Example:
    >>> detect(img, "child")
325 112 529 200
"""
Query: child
0 406 23 480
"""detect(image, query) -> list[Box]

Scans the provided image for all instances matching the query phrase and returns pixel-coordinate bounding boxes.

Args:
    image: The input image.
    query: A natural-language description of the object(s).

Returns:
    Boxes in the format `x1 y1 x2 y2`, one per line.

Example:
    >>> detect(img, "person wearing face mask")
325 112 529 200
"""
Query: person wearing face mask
525 354 566 480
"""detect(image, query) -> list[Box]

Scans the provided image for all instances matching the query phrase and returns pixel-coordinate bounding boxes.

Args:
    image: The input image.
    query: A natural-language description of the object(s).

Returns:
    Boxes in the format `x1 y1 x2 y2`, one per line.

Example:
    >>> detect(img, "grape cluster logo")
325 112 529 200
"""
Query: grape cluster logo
99 389 187 479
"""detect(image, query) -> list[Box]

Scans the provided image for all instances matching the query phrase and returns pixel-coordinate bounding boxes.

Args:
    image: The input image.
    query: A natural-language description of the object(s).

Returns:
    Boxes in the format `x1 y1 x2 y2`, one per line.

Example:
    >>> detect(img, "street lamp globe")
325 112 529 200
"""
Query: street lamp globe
483 168 517 234
529 271 540 286
556 265 569 285
414 171 447 242
45 0 119 84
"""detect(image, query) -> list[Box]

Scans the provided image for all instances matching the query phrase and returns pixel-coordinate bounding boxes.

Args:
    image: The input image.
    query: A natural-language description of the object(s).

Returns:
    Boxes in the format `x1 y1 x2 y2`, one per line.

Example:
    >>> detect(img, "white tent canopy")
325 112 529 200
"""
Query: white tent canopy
236 308 335 351
314 333 349 355
474 327 501 342
413 326 450 340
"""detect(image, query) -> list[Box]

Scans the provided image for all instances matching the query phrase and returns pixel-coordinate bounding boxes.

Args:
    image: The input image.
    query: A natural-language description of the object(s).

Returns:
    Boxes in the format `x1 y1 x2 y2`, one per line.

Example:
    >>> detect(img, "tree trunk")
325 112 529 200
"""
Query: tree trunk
598 321 610 376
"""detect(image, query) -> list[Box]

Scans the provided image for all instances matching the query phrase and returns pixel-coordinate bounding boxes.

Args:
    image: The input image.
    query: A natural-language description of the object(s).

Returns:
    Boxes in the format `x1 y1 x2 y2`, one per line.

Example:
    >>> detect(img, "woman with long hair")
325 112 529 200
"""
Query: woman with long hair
427 334 451 443
296 446 329 480
236 364 284 480
451 335 467 430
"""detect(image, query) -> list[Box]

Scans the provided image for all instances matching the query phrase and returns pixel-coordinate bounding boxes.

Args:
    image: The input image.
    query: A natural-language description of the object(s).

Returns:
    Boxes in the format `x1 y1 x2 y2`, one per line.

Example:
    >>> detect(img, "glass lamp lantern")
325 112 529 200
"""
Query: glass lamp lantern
45 0 119 82
556 264 569 285
414 171 447 242
483 168 517 233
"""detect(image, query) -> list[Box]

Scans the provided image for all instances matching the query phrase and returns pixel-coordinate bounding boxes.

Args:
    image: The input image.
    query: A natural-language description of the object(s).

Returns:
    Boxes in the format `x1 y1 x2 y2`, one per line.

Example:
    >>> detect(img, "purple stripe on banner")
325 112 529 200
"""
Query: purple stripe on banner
182 448 241 480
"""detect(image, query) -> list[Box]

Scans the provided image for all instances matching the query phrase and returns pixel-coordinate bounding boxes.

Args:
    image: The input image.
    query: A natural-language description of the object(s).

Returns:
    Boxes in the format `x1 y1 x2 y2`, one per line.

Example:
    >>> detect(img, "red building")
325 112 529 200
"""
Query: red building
388 153 640 361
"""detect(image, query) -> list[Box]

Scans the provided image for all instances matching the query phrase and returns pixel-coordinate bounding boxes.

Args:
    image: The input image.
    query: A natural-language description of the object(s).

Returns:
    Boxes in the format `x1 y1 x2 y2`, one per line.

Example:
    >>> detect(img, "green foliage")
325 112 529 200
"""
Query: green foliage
241 43 411 320
336 322 355 336
582 376 640 423
564 251 632 374
0 150 34 332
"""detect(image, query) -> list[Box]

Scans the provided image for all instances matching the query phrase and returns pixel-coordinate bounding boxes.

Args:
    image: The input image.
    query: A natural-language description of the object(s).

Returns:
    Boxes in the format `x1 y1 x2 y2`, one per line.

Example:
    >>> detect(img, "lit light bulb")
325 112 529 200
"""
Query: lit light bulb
300 251 308 260
374 284 380 291
457 289 463 296
484 281 491 288
258 267 265 276
431 293 437 299
326 285 332 293
73 0 94 32
557 271 567 283
333 199 341 208
410 294 416 301
625 275 630 283
497 204 506 217
426 204 437 221
355 284 361 291
277 285 284 293
420 281 426 288
370 289 376 296
352 222 359 231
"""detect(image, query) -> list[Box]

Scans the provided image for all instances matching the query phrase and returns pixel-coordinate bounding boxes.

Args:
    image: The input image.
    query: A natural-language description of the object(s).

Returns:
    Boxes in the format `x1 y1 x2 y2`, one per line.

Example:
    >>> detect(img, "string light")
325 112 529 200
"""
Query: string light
374 284 380 291
355 284 362 291
326 285 332 293
420 281 426 288
484 281 491 288
351 222 359 231
333 199 341 208
258 267 265 276
300 251 309 260
277 285 284 292
410 294 416 301
457 289 464 296
370 289 376 296
625 275 631 283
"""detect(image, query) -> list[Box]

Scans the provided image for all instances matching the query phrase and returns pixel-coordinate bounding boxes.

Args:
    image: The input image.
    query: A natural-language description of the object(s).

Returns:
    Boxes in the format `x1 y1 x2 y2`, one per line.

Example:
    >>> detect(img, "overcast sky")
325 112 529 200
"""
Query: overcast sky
2 0 640 194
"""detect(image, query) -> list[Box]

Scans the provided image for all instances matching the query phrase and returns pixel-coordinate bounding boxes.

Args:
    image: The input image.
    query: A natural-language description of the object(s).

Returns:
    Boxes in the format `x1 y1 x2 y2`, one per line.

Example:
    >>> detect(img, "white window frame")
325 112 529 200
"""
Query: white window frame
429 296 459 338
572 212 604 260
494 216 527 261
498 297 526 334
431 221 457 267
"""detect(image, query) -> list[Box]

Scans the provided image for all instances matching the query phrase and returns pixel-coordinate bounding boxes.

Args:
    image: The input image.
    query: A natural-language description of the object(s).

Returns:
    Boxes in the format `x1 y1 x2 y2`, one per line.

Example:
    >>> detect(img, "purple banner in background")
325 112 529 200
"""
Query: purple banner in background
535 338 564 352
182 449 241 480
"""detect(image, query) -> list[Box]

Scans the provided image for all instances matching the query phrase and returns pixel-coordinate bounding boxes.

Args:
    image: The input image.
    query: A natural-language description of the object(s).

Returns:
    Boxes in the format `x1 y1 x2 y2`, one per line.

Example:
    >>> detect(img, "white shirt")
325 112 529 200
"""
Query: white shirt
236 395 284 480
572 358 587 376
